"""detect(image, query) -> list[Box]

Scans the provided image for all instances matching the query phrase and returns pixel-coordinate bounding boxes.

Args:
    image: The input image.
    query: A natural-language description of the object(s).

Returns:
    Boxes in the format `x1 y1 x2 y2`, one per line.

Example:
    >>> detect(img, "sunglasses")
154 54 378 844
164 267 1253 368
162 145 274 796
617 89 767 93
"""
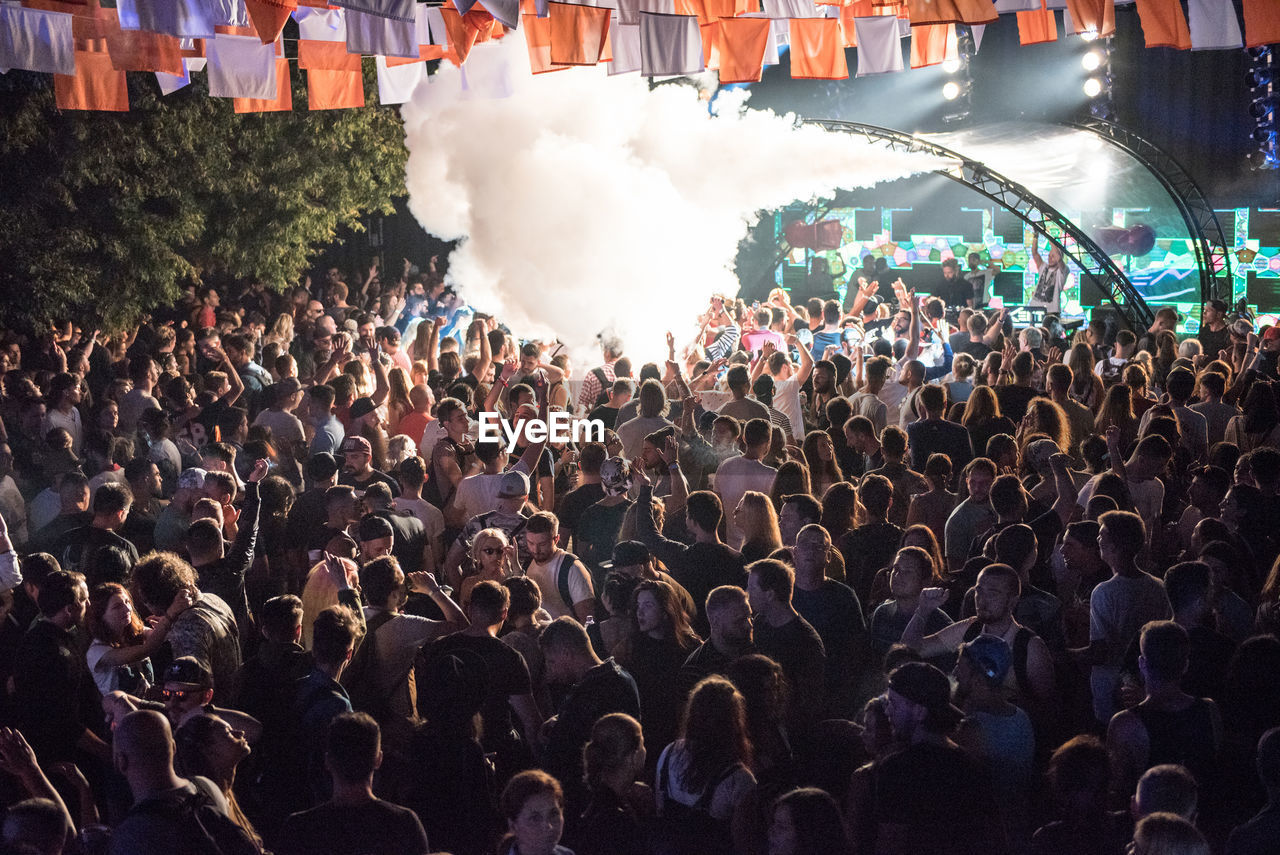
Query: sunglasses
480 547 504 556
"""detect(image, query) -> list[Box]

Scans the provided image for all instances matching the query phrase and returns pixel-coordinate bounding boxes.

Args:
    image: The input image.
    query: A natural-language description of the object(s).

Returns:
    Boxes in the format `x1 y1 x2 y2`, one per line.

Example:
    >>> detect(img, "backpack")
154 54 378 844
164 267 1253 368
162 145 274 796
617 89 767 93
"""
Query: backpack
341 610 402 725
651 751 741 855
591 367 611 408
129 780 259 855
553 551 582 616
1098 357 1127 388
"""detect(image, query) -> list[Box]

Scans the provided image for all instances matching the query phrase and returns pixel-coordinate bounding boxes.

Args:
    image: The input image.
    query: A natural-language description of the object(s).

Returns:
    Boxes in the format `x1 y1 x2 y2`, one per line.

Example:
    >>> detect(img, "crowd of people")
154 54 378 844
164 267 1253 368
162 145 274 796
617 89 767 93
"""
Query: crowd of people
0 254 1278 855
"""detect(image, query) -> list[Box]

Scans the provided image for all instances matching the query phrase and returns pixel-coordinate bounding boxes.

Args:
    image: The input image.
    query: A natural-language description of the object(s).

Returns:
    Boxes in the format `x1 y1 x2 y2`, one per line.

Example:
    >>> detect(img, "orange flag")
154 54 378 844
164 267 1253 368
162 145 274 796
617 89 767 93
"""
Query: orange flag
1133 0 1190 49
1017 2 1056 45
548 1 611 65
910 23 955 68
904 0 997 26
717 17 770 83
235 57 292 112
298 40 362 70
838 4 858 46
245 0 297 45
1243 0 1280 48
441 8 479 64
1064 0 1114 36
54 50 128 111
308 68 364 110
105 26 184 74
522 13 570 73
702 0 760 20
789 17 848 80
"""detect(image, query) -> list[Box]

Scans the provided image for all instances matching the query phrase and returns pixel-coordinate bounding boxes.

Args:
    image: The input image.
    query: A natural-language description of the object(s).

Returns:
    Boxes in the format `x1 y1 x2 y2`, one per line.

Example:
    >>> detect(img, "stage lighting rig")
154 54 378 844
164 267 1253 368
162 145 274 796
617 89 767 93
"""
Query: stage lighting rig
1083 36 1116 123
941 25 976 124
1247 47 1278 170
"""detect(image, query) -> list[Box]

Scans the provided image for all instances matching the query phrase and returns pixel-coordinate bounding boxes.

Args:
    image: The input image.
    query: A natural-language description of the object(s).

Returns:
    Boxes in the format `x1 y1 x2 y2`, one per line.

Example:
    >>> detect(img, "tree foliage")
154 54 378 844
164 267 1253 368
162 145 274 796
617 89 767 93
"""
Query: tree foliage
0 60 407 330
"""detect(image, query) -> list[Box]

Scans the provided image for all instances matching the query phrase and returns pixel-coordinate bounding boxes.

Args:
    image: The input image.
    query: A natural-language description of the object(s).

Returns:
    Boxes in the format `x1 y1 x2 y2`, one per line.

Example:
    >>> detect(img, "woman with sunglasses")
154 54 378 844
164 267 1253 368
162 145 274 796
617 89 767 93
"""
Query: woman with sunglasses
85 582 194 696
460 528 520 609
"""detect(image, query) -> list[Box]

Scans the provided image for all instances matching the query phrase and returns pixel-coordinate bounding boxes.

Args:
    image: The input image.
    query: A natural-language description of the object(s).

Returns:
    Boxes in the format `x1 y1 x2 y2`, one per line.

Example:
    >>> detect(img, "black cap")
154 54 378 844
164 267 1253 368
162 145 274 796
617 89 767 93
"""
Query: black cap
357 513 395 543
604 540 650 570
307 452 340 481
164 656 213 690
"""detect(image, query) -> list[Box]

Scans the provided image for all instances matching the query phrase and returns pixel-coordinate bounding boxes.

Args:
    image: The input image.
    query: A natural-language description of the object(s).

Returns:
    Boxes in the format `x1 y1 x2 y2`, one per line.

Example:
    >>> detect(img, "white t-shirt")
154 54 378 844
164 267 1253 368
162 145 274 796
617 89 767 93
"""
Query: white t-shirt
0 474 27 547
1076 473 1164 542
714 455 777 548
526 551 594 619
771 376 804 439
454 473 507 520
44 407 83 455
1089 571 1170 722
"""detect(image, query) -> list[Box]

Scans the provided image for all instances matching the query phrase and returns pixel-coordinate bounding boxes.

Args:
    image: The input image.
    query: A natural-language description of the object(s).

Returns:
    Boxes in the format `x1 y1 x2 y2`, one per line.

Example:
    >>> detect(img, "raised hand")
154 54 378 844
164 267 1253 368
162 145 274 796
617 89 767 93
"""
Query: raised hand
917 586 949 614
0 728 38 779
248 458 271 483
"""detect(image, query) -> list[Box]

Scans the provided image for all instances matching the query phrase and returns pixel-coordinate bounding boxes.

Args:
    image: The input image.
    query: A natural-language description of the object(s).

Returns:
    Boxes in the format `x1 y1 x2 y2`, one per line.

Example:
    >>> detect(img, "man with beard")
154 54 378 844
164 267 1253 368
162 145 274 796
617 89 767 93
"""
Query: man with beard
338 436 398 497
902 563 1056 731
676 585 754 701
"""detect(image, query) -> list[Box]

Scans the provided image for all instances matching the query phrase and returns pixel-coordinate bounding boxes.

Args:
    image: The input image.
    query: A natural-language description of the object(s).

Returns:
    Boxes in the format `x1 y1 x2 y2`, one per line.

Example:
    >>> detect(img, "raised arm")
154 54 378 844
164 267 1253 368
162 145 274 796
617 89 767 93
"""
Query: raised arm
900 587 970 658
212 345 245 406
472 320 493 385
0 729 75 844
904 286 922 362
1048 453 1080 527
368 345 390 408
791 332 814 386
426 315 444 373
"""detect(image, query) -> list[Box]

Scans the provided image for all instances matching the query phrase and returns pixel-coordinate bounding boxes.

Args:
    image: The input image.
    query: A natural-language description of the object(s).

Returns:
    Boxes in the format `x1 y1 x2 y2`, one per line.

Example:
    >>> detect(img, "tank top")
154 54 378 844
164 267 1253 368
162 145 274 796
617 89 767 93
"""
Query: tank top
1133 698 1217 785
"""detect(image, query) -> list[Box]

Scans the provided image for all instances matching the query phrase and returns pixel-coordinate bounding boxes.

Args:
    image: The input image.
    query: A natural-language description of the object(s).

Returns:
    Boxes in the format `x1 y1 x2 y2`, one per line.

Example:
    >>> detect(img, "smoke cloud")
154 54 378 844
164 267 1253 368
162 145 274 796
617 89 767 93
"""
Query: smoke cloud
401 32 946 365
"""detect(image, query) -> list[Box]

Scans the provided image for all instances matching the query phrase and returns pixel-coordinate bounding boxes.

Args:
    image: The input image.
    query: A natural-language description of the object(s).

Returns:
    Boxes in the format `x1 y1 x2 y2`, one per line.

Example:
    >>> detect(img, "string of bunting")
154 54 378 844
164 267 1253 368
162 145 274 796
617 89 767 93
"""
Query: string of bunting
0 0 1276 110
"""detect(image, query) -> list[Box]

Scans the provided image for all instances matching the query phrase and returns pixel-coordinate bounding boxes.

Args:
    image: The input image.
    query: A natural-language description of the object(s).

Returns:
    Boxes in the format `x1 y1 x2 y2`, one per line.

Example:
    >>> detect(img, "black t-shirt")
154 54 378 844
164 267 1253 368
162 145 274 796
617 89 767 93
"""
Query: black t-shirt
753 615 827 714
588 404 622 430
850 741 1003 855
340 468 401 497
994 385 1042 424
278 799 430 855
576 499 633 576
837 522 904 608
424 632 531 749
557 483 606 537
1196 325 1230 361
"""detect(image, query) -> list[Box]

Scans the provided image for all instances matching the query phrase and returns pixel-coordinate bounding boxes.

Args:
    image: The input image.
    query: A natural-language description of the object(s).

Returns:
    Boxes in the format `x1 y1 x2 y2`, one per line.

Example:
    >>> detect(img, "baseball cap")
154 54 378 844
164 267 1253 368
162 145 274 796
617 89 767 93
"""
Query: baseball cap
603 541 650 571
1231 319 1254 338
177 467 208 491
960 634 1013 685
1024 439 1059 474
349 397 377 420
164 656 213 690
1264 327 1280 343
278 377 303 397
307 452 340 481
340 436 372 456
497 470 530 499
357 513 395 543
887 662 963 730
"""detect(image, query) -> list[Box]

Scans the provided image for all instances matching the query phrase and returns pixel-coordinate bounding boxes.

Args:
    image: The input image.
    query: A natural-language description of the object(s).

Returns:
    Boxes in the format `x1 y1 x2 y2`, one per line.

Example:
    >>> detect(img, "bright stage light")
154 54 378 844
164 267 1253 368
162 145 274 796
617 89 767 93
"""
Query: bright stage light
1080 30 1098 41
943 81 962 101
1083 78 1103 98
942 58 962 74
1082 51 1102 71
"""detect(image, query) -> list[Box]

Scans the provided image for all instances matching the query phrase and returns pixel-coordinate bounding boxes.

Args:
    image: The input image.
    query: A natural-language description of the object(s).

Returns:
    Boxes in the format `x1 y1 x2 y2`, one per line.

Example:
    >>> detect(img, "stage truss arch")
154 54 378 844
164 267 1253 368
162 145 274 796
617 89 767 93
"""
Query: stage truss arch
803 118 1156 331
1066 117 1233 305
